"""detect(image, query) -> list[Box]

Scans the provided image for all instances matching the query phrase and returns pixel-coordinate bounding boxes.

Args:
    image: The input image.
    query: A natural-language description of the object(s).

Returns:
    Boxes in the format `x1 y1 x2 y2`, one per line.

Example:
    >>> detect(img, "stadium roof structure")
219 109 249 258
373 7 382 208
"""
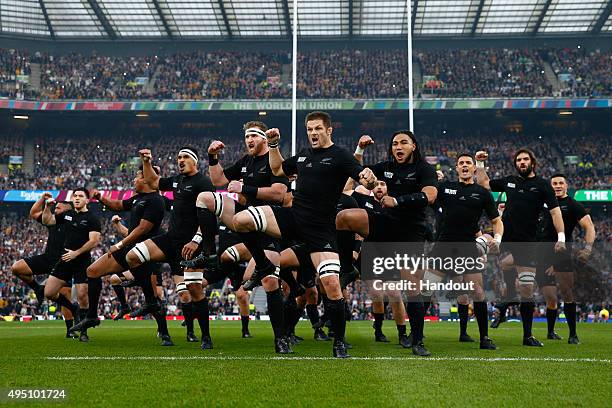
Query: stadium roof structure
0 0 610 40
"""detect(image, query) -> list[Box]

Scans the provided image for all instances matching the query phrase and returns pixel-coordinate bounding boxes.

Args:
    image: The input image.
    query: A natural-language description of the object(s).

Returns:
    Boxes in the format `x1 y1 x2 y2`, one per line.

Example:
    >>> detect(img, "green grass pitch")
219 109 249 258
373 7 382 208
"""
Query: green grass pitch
0 320 610 407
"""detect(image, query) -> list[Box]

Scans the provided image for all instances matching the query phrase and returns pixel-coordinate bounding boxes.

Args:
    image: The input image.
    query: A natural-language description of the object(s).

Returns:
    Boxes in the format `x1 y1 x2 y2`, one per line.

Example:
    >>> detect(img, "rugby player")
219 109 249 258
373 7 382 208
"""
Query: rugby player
232 111 376 358
475 148 565 346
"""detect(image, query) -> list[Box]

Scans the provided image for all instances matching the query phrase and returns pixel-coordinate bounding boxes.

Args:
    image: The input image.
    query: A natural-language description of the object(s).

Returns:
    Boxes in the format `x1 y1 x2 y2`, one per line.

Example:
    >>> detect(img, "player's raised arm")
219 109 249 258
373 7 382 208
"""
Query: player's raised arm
344 135 375 193
207 140 229 186
30 192 52 221
266 128 286 177
474 150 491 191
41 197 57 225
111 215 128 237
91 189 124 212
139 148 160 190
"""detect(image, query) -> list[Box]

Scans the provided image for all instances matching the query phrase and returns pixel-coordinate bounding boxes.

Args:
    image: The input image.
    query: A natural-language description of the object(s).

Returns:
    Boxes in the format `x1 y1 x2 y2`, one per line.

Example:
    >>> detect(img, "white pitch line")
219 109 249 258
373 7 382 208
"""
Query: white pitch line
46 356 611 363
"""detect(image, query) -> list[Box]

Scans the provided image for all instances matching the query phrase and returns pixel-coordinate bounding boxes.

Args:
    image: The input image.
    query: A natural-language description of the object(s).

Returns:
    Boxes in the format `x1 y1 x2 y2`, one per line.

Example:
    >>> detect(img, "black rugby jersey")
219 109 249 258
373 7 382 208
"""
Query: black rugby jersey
435 181 498 242
56 210 101 257
36 214 66 258
368 159 437 227
282 144 363 225
159 172 215 243
122 192 166 241
537 196 587 243
223 152 289 206
490 175 558 242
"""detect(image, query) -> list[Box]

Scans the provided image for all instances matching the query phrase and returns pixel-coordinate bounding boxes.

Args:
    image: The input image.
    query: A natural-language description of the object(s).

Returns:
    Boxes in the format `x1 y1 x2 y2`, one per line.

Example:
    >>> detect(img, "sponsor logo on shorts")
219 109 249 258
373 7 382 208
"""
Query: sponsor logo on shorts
384 171 393 178
507 182 515 188
297 157 306 162
445 188 457 195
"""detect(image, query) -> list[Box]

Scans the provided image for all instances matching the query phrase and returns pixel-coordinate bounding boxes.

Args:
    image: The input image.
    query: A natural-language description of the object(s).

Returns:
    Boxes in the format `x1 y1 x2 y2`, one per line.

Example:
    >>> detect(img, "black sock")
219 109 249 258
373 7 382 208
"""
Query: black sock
87 277 103 319
239 231 273 270
337 230 355 275
405 297 425 343
79 309 88 334
112 285 128 308
474 302 488 339
197 207 218 254
193 299 210 338
64 319 73 331
26 279 41 291
182 302 194 333
546 307 558 334
279 267 299 293
266 289 285 339
132 266 156 304
241 315 250 333
520 301 534 338
397 324 406 336
504 267 518 300
328 298 347 344
423 297 431 316
320 293 330 324
55 293 76 314
373 312 384 333
496 302 508 319
306 304 320 327
564 302 577 336
291 305 304 334
283 297 298 335
153 308 169 336
458 304 469 336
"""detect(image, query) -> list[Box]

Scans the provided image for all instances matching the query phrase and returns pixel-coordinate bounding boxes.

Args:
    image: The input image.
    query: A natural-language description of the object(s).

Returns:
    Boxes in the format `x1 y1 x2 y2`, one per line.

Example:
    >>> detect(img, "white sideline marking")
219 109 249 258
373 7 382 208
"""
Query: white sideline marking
46 356 610 363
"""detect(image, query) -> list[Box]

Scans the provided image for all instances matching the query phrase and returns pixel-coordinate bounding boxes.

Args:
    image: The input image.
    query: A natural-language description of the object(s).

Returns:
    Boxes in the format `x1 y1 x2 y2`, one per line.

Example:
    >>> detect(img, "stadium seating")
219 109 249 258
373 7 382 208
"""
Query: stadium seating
2 47 611 100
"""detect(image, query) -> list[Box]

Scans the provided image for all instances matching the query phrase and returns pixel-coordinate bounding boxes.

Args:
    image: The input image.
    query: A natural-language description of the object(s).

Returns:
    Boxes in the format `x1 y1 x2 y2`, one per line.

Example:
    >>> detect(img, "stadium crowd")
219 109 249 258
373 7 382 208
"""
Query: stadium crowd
1 47 610 100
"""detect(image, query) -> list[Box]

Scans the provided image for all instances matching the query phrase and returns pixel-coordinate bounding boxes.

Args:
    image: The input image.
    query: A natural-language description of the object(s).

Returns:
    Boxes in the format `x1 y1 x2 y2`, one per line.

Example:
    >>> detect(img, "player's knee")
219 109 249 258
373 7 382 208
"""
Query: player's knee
197 191 212 209
262 275 279 291
109 274 122 286
11 260 24 276
86 264 99 278
232 212 254 232
335 210 350 229
44 287 56 300
236 289 248 304
457 294 469 305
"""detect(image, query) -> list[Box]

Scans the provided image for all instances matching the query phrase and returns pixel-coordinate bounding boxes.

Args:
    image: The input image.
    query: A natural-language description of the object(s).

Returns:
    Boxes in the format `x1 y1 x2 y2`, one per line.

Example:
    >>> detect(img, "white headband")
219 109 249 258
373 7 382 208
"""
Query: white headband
245 127 267 139
179 149 198 164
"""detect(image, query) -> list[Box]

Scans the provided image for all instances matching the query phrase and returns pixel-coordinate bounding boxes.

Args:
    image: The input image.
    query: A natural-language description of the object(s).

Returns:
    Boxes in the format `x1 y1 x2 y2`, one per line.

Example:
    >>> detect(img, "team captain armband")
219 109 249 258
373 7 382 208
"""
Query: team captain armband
395 192 428 209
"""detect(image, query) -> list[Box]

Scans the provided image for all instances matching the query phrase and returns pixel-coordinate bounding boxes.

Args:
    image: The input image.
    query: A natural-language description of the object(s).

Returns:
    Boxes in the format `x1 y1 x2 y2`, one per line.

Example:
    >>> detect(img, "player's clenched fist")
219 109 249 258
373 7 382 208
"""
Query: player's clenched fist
359 168 376 188
139 148 152 162
358 135 374 149
265 128 280 147
208 140 225 155
111 215 122 224
475 151 488 162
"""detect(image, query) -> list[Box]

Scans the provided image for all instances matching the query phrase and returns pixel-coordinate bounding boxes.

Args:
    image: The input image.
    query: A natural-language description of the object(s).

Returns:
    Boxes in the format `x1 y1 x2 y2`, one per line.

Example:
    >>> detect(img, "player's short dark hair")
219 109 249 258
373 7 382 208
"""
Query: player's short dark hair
456 153 474 163
138 165 160 175
243 121 268 132
551 173 567 180
73 188 89 198
513 148 537 168
305 111 332 128
389 130 422 163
